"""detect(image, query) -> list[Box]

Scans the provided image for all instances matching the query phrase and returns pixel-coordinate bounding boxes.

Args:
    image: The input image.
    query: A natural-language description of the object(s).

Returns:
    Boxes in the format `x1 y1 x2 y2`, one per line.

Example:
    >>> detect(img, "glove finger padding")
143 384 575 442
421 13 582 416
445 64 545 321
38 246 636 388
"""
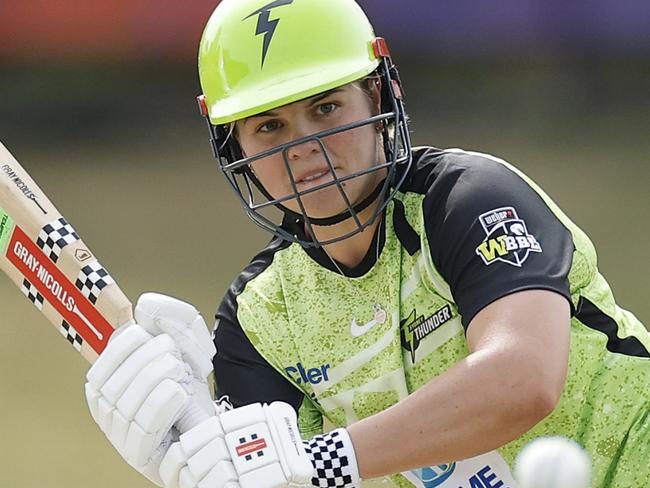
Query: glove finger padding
135 293 216 379
86 325 161 434
86 324 153 389
125 377 189 464
116 353 188 421
84 323 199 486
160 417 237 488
100 335 181 405
134 293 217 424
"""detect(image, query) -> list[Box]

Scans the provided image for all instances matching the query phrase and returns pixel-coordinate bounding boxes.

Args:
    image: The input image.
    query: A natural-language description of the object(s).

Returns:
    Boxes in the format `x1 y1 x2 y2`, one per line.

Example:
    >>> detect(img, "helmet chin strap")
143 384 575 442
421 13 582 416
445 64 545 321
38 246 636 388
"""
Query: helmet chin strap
245 166 387 228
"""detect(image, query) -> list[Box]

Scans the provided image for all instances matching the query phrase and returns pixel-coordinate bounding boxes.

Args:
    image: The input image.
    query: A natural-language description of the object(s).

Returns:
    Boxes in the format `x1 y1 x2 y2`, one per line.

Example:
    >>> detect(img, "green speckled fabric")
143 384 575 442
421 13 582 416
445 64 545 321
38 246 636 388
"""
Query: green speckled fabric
235 151 650 487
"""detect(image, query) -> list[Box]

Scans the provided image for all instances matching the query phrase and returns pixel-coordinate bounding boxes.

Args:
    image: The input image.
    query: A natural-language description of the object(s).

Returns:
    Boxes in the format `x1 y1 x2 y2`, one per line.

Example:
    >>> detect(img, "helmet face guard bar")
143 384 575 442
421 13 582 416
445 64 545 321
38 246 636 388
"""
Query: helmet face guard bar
200 50 412 248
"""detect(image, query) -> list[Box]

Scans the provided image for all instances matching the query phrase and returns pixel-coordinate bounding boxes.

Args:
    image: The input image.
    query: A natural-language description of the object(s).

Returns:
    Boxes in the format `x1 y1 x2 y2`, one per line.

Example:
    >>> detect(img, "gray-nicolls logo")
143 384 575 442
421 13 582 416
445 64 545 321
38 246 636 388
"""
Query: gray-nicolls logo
244 0 294 67
1 164 47 214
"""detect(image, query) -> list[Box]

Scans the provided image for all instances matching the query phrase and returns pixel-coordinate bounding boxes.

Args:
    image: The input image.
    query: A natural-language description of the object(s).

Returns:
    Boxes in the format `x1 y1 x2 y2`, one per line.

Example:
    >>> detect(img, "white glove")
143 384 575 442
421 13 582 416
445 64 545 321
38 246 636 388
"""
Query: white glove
134 293 216 419
85 294 217 485
159 402 362 488
159 402 315 488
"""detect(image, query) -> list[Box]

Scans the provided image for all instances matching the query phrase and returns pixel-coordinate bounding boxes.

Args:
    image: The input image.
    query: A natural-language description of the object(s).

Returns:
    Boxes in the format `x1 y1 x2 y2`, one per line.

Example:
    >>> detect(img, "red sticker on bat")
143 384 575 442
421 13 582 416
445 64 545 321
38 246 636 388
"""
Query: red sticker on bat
6 225 113 353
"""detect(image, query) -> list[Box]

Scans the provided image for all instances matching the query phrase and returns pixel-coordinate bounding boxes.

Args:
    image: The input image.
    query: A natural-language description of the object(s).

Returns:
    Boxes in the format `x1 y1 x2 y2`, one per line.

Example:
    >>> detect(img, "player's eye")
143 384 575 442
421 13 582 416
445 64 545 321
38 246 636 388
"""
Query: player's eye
316 102 338 116
257 120 283 133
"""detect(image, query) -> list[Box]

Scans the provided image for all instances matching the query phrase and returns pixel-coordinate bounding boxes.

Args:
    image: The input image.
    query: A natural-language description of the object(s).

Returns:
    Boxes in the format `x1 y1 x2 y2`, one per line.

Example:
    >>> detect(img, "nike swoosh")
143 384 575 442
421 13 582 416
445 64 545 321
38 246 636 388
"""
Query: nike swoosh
350 318 379 337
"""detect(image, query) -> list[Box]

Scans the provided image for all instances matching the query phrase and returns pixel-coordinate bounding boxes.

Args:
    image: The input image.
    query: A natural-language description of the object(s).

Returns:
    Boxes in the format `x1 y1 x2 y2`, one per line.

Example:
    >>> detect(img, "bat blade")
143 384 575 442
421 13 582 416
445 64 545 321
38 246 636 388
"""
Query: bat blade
0 141 133 363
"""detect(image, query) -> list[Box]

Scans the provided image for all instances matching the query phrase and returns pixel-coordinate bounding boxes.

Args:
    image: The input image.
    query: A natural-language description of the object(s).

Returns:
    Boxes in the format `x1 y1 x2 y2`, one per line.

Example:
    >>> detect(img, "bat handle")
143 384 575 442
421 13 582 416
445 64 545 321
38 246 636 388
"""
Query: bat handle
175 399 212 433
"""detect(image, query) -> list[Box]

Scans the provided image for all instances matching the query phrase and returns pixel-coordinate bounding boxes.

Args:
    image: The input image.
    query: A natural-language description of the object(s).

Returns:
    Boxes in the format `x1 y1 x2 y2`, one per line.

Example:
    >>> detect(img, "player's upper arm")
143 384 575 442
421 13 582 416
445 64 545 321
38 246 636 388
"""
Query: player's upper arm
466 289 571 407
423 151 575 328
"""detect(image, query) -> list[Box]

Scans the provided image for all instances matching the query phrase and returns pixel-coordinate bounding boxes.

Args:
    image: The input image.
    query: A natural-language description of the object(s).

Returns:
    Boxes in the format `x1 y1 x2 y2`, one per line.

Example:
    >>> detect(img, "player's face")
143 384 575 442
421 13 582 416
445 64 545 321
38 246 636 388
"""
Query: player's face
234 81 386 219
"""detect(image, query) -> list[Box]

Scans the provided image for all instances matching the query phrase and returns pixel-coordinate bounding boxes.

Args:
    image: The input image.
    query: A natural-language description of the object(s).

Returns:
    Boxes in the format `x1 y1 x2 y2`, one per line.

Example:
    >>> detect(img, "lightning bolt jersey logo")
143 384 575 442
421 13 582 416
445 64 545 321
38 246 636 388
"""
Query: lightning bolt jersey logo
244 0 294 67
400 305 453 363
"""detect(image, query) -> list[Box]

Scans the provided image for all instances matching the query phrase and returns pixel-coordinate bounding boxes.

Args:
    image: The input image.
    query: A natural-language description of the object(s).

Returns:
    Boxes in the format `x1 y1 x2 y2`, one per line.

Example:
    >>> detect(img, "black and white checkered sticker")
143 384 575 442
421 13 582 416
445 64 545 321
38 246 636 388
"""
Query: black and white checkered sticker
21 279 44 311
304 431 355 488
36 218 79 263
60 320 83 352
75 261 114 304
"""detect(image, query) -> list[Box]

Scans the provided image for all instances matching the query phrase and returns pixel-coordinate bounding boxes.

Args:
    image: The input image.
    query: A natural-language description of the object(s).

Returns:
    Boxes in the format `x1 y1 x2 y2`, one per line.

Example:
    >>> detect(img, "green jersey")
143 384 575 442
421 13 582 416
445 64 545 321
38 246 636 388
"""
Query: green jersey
214 147 650 487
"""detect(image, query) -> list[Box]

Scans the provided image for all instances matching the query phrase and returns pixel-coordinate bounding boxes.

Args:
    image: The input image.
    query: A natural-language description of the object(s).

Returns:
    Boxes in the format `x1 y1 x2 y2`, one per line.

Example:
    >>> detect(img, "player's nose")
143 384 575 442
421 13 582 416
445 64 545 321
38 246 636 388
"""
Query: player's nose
286 138 321 162
286 121 323 161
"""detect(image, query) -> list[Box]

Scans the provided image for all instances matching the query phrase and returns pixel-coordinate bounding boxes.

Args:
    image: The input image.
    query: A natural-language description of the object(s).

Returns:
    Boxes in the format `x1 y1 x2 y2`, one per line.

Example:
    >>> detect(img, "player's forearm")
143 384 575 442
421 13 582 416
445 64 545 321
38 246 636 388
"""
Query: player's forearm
347 346 561 479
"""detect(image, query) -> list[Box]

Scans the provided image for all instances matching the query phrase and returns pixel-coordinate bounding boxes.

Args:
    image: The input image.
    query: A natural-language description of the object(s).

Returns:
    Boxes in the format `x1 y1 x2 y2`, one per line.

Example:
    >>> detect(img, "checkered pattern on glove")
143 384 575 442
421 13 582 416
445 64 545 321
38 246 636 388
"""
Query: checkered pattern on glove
303 428 361 488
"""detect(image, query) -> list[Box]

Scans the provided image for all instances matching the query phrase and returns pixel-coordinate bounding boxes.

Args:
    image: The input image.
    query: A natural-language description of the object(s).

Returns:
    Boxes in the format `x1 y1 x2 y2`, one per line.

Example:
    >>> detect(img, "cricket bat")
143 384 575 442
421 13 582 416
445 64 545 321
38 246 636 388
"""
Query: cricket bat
0 140 133 363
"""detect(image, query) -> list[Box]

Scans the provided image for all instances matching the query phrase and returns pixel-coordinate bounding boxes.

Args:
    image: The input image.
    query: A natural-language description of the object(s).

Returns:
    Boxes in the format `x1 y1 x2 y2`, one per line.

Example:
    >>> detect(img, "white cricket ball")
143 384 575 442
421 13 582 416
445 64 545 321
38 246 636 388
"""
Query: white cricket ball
515 436 592 488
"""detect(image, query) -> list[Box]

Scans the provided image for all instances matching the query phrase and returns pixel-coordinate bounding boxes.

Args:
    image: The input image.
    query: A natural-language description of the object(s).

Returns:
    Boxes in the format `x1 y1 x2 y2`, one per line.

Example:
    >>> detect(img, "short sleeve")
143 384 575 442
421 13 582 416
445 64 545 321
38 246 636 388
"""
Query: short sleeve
423 151 574 328
213 291 304 410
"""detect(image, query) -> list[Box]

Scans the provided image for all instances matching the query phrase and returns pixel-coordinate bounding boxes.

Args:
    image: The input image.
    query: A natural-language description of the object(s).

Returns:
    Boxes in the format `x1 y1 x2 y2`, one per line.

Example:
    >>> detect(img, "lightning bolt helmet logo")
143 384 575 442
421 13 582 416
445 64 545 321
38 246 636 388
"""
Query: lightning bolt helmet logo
244 0 294 67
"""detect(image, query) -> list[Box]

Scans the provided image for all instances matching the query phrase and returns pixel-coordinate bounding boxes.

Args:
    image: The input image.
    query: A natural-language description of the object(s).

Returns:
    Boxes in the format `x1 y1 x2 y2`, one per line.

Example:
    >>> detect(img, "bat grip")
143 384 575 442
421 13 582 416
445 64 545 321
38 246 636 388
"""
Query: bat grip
175 399 211 433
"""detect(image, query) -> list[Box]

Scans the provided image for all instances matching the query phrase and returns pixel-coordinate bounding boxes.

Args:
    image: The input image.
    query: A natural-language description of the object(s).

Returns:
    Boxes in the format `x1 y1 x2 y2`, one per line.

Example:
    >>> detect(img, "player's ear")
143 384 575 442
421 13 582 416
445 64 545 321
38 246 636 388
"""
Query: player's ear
370 76 382 115
367 77 382 116
355 77 381 116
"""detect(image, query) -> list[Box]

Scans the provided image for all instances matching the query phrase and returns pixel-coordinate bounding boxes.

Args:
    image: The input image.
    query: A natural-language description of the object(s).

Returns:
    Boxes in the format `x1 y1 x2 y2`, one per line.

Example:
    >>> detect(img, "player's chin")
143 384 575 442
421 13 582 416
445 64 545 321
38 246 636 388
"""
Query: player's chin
282 194 342 221
288 195 347 220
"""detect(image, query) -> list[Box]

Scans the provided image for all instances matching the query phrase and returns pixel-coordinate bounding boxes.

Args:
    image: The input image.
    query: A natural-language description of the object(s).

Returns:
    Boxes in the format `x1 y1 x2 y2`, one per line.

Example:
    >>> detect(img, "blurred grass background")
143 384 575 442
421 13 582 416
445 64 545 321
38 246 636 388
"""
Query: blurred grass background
1 1 649 487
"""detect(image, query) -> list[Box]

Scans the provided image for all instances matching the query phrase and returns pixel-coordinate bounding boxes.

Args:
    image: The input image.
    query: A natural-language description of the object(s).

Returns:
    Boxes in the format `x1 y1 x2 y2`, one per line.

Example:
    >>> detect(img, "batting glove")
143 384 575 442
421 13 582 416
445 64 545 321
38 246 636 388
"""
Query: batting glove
85 294 217 485
159 402 361 488
134 293 216 419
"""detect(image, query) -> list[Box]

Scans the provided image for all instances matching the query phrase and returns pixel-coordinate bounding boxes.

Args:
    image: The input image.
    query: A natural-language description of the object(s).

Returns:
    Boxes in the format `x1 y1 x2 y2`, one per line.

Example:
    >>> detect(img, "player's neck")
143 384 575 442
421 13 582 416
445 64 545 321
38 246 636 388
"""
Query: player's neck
315 204 383 269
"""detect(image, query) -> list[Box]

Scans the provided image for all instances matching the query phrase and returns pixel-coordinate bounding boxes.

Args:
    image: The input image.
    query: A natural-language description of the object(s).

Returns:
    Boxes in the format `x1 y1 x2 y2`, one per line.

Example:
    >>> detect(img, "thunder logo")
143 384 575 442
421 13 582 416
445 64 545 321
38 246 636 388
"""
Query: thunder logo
400 305 453 363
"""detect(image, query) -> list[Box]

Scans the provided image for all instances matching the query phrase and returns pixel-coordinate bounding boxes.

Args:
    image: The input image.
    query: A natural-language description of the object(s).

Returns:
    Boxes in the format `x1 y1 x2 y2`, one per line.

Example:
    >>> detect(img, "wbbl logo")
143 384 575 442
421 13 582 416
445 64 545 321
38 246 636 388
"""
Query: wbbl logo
475 207 542 267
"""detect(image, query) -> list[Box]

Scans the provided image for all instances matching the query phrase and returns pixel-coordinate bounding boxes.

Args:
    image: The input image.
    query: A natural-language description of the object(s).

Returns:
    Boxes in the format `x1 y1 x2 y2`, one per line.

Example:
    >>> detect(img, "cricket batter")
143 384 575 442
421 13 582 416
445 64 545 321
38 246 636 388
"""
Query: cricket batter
84 0 650 487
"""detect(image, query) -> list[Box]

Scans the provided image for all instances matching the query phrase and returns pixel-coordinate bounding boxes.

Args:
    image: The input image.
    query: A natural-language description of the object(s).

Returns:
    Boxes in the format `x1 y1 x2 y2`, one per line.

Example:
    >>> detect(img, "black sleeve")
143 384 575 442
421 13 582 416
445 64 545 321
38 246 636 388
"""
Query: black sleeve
423 152 574 328
213 290 304 411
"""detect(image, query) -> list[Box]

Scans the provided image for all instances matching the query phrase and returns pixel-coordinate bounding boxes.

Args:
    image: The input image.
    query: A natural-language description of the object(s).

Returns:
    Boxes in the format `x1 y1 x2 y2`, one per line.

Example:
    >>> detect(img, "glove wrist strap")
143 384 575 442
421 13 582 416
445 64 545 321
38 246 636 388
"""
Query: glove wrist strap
304 428 361 488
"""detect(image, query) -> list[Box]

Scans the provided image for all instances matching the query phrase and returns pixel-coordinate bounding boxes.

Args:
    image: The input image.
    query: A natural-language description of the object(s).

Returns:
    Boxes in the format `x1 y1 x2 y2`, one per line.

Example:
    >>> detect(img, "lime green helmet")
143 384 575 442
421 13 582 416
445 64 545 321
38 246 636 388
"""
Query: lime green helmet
199 0 381 125
197 0 412 247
